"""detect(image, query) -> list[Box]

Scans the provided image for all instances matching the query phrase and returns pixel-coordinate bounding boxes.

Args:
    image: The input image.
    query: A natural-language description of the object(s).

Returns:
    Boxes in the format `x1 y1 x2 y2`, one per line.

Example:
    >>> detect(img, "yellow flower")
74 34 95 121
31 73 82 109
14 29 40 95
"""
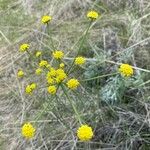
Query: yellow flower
52 50 64 59
39 60 48 67
17 70 24 78
67 78 80 89
77 125 93 141
46 64 51 69
21 122 35 139
25 83 36 94
75 56 86 65
19 43 29 52
47 67 56 77
87 11 99 19
59 63 65 68
47 77 54 84
55 69 67 82
30 83 37 90
47 85 56 94
119 64 133 77
41 15 52 24
35 68 42 75
35 51 42 57
25 85 32 94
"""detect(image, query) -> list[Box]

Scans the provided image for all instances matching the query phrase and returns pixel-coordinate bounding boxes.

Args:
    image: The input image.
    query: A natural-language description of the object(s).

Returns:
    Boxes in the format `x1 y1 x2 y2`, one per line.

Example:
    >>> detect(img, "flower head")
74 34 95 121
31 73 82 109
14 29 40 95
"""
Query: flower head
47 67 56 77
17 70 24 78
35 68 42 75
35 51 42 57
59 63 65 68
47 85 56 94
25 85 32 94
30 83 37 90
25 83 36 94
47 77 55 84
77 124 93 141
19 43 29 52
22 122 35 139
87 11 99 20
67 78 80 89
52 50 64 59
55 69 67 83
39 60 48 67
75 56 86 65
41 15 52 24
119 64 133 77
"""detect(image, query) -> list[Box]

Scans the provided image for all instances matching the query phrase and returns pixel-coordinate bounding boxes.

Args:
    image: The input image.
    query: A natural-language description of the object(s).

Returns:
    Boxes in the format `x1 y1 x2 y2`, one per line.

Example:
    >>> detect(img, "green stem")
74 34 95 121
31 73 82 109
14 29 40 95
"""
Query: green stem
61 84 82 125
67 21 93 74
81 72 119 81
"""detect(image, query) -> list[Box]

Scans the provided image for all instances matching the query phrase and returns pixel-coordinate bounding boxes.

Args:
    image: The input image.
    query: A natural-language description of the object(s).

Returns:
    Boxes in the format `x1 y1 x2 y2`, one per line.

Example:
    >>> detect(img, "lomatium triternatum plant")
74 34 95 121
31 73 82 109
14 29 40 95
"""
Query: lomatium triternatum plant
17 10 134 142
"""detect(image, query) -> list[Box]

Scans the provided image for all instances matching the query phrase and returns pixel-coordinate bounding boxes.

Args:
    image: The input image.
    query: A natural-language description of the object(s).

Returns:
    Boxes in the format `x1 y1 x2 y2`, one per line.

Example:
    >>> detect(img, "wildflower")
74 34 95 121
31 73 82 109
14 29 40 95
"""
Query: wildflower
47 85 56 94
87 11 99 20
75 56 86 65
25 85 32 94
47 77 54 84
17 70 24 78
19 43 29 52
119 64 133 77
35 68 42 75
41 15 52 24
55 69 67 82
52 50 64 59
39 60 48 67
22 122 35 139
47 67 56 77
59 63 65 68
77 124 94 141
67 78 80 89
30 83 37 90
35 51 42 57
46 64 51 69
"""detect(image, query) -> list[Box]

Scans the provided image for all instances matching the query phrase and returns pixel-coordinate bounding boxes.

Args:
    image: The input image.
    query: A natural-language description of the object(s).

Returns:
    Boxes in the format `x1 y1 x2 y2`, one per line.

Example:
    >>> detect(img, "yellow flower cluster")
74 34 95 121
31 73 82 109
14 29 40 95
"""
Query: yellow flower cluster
52 50 64 59
25 83 37 94
35 68 42 75
39 60 48 67
67 78 80 89
119 64 133 77
47 85 57 94
22 122 35 139
35 51 42 57
87 11 99 20
19 43 29 52
77 125 94 141
75 56 86 65
17 70 24 78
41 15 52 24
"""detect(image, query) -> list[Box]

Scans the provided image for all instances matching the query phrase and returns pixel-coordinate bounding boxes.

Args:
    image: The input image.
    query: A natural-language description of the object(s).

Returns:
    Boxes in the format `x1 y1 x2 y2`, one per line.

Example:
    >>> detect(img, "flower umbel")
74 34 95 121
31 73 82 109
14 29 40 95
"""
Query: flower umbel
75 56 86 65
87 11 99 19
17 70 24 78
52 50 64 59
47 85 57 94
35 68 42 75
119 64 133 77
67 78 80 89
22 122 35 139
77 124 93 141
25 83 37 94
19 44 29 52
39 60 48 67
60 63 65 68
41 15 52 24
35 51 42 57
